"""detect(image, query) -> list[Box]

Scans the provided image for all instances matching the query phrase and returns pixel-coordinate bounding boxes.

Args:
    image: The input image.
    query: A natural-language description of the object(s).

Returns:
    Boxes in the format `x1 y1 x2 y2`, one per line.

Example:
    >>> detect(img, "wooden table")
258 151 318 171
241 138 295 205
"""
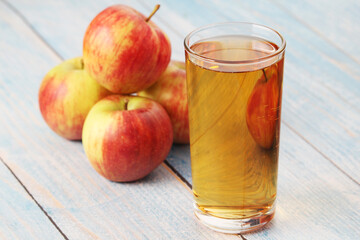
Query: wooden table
1 0 359 239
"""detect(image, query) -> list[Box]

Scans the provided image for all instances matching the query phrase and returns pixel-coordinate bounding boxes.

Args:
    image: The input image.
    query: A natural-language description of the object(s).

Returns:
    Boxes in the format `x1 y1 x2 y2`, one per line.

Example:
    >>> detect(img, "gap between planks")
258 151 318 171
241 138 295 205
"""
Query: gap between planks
161 161 249 240
138 0 360 189
0 0 62 60
7 1 357 239
0 156 69 240
0 0 192 190
271 0 360 68
283 121 360 186
1 0 198 237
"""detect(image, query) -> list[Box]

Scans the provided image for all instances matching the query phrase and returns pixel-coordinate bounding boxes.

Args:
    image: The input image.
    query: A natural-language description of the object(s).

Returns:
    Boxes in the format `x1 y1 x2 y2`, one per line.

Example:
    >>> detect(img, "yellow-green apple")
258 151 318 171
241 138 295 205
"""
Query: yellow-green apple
138 61 189 144
83 4 171 94
82 95 173 182
38 57 111 140
246 65 280 149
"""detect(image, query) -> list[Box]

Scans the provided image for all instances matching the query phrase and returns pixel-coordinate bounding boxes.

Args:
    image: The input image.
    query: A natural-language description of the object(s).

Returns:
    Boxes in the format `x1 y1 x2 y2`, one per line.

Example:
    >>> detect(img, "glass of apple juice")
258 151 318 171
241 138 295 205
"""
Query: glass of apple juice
184 22 286 233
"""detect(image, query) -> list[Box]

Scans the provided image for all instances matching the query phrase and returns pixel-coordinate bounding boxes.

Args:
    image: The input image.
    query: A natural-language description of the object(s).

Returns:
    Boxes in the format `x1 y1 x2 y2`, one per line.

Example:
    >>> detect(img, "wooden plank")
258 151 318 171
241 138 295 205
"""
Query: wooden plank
0 1 240 239
15 1 360 186
166 145 192 185
0 160 64 240
124 2 360 238
9 0 360 185
247 123 360 240
123 1 360 238
4 0 360 239
4 0 185 61
167 126 360 239
139 0 360 107
273 0 360 64
138 0 360 183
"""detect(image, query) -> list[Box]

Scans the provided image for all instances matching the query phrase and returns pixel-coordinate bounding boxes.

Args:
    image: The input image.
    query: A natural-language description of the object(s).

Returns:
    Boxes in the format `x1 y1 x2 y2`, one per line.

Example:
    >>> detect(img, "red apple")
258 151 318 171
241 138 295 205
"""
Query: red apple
83 4 171 94
138 61 189 144
246 65 280 149
82 95 173 182
38 57 111 140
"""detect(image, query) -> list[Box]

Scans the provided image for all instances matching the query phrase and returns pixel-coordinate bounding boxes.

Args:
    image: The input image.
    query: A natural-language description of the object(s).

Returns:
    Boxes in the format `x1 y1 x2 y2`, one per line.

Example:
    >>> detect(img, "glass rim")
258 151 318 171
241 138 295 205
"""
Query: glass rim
184 22 286 64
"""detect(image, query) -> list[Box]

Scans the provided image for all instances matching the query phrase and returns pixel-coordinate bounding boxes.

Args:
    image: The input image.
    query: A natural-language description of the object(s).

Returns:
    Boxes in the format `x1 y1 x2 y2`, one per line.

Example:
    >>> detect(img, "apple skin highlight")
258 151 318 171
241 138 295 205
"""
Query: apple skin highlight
83 4 171 94
82 95 173 182
38 57 111 140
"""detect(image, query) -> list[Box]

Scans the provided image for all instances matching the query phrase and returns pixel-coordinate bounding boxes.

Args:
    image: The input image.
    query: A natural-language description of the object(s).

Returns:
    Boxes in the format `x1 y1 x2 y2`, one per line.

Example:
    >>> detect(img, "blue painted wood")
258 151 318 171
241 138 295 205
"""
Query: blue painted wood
0 1 240 239
0 162 64 240
167 144 192 184
166 128 360 239
247 124 360 239
274 0 360 64
139 0 360 184
1 0 360 239
3 0 185 61
13 1 360 184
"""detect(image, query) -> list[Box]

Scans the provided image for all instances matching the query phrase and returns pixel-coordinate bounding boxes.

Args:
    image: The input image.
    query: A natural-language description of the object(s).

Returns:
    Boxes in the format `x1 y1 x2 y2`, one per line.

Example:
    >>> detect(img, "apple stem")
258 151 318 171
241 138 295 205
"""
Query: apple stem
145 4 160 22
80 58 84 69
262 69 268 82
124 99 129 110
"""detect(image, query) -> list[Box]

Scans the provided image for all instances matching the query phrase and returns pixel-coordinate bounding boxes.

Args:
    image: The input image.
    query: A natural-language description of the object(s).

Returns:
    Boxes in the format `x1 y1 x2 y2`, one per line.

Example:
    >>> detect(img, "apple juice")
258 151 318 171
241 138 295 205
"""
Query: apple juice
186 35 284 220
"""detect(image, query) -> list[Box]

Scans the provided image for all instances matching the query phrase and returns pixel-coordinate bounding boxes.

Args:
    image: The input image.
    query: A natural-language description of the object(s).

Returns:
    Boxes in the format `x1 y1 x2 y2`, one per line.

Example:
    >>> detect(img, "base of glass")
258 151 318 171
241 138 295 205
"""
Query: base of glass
194 204 275 234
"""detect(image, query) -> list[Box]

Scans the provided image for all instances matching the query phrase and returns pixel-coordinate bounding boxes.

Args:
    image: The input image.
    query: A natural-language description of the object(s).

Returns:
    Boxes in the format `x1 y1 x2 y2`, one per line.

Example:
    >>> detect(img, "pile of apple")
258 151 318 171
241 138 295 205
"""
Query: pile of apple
38 4 189 182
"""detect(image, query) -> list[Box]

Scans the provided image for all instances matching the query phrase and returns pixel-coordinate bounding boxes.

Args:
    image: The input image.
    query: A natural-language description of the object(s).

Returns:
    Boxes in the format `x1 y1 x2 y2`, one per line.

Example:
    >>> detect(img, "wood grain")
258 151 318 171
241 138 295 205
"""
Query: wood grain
0 1 240 239
0 159 64 240
117 1 360 238
273 0 360 64
1 0 360 239
165 127 360 239
138 0 360 185
246 124 360 240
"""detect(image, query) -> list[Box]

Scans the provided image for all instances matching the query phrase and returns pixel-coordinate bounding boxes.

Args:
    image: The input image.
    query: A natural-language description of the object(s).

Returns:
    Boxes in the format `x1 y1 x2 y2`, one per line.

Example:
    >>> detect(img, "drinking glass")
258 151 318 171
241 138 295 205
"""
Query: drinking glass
184 22 286 233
